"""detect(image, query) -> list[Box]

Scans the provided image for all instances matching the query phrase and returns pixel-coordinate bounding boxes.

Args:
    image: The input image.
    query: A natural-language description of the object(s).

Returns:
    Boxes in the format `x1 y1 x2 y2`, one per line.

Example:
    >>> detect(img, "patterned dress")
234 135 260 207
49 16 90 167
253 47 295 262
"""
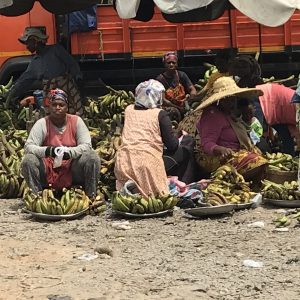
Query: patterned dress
114 105 169 197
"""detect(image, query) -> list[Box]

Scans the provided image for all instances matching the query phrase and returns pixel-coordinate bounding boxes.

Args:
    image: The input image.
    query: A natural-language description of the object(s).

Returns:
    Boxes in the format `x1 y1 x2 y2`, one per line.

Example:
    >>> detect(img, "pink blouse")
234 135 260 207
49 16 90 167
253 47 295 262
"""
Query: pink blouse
197 106 240 155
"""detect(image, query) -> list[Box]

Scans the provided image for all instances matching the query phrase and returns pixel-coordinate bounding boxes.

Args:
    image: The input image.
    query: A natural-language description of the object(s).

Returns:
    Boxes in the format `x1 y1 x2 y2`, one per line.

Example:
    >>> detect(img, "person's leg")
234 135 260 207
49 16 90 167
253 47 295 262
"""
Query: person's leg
163 146 189 181
21 154 46 193
272 124 295 156
71 151 101 197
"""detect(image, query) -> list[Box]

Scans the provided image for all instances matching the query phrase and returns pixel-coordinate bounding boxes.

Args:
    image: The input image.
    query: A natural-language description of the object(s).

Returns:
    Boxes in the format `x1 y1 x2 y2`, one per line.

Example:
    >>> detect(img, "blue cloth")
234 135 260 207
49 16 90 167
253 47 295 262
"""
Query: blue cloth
291 85 300 103
69 6 97 34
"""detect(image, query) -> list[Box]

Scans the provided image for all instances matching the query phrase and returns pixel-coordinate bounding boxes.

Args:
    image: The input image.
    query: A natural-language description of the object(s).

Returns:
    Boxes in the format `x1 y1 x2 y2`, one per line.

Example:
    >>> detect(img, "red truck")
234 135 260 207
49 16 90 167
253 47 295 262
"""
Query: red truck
1 1 300 92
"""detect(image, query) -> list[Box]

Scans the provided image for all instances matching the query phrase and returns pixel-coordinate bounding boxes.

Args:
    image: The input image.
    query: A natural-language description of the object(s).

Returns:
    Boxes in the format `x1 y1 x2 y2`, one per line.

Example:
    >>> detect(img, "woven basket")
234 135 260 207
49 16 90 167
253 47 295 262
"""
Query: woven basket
265 167 297 184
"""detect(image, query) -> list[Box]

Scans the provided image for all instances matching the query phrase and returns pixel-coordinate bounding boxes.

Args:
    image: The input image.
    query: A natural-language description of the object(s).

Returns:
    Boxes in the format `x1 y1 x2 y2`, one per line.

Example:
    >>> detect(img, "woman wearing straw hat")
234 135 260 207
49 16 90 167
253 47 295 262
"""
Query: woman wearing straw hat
195 76 267 177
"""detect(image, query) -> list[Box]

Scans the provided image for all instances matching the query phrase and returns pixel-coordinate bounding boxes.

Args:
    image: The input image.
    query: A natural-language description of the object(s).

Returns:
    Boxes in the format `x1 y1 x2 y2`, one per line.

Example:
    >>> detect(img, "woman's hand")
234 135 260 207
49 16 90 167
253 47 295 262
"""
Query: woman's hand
213 146 233 158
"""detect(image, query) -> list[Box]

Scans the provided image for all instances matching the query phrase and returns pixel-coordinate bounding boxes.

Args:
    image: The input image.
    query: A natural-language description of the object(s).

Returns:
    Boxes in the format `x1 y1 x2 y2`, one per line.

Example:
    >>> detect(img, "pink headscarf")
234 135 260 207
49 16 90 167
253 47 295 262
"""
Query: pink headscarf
163 51 178 63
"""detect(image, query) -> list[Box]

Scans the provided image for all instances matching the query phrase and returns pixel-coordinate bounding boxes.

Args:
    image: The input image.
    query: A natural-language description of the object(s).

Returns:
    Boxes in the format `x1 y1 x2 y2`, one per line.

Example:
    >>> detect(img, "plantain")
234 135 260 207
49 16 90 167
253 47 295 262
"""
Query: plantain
138 197 149 213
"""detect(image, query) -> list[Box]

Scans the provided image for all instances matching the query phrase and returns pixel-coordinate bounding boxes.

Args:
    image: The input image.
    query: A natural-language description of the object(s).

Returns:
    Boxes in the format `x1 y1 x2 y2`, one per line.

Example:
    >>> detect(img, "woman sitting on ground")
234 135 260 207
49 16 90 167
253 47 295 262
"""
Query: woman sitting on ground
114 79 194 197
195 76 267 178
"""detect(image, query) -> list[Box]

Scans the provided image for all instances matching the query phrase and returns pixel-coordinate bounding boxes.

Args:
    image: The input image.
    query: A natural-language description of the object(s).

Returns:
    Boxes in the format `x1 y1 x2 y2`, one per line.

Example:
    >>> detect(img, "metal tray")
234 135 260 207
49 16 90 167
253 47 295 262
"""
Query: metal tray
23 208 88 221
185 204 236 217
262 198 300 208
234 202 254 210
112 209 173 219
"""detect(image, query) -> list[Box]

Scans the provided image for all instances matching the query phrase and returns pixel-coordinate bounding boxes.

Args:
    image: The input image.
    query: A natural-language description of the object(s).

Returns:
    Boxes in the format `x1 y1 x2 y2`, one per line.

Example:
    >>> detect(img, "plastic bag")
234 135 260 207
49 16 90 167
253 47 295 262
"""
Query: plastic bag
53 147 69 169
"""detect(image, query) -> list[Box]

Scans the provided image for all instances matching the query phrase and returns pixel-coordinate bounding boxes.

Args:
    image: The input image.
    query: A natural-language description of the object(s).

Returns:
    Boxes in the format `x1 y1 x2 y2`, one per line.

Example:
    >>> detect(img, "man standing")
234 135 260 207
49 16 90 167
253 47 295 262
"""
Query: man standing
7 27 84 115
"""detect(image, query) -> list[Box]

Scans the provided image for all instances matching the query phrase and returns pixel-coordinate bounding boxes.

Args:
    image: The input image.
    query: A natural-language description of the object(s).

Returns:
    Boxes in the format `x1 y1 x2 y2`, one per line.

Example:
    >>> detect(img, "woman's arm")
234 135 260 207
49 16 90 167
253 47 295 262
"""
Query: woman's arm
158 110 179 153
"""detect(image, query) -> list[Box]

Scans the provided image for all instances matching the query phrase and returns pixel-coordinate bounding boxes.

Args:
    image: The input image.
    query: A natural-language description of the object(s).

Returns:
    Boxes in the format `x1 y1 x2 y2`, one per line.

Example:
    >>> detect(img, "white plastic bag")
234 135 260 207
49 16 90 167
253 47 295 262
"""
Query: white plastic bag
53 146 69 168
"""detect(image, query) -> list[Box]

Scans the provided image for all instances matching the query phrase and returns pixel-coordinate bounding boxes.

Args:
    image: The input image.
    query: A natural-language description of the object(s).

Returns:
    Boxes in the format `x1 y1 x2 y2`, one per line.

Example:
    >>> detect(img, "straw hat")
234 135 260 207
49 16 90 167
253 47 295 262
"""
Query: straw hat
195 76 263 111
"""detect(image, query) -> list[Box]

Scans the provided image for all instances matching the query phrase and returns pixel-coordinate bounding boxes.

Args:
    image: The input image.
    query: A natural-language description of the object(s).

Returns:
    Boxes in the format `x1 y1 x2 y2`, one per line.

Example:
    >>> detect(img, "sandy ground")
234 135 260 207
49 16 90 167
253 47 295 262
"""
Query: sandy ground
0 199 299 300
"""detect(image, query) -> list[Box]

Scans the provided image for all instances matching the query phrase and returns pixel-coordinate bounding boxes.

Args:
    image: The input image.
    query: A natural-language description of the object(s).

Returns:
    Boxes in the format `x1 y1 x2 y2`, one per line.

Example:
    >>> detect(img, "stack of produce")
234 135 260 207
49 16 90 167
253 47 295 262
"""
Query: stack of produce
0 129 28 198
88 193 107 216
0 77 13 100
203 165 255 206
262 180 300 200
111 192 178 214
23 187 90 215
85 87 134 129
265 152 298 171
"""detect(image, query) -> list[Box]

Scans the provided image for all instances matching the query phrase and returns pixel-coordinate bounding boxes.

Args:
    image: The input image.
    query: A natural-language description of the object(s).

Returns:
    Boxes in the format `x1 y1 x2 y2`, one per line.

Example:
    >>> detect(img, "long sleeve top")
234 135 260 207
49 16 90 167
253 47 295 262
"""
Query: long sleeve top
11 44 82 98
197 106 240 155
24 116 91 159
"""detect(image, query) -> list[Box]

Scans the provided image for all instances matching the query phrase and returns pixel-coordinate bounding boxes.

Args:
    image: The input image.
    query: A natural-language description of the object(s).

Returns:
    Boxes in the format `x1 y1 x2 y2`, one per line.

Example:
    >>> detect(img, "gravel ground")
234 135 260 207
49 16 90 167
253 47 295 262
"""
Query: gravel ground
0 199 299 300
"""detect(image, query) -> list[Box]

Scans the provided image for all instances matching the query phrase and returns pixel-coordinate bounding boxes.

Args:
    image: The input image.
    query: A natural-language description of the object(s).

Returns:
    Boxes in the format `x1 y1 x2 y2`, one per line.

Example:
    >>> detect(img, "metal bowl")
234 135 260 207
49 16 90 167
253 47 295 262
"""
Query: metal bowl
262 198 300 208
184 204 236 217
23 208 88 221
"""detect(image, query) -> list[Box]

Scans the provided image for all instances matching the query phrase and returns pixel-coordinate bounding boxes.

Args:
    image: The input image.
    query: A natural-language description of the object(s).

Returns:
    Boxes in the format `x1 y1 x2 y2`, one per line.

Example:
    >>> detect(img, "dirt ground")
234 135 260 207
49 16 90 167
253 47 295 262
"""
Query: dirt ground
0 199 299 300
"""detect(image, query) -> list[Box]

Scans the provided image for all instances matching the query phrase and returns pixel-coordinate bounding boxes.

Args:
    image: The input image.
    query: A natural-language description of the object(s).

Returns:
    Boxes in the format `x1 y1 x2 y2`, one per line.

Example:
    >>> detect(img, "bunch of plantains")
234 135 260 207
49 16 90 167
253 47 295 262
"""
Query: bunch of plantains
265 152 298 171
24 187 90 215
88 193 107 216
262 180 300 200
0 129 28 198
111 192 178 214
204 165 256 206
0 77 13 99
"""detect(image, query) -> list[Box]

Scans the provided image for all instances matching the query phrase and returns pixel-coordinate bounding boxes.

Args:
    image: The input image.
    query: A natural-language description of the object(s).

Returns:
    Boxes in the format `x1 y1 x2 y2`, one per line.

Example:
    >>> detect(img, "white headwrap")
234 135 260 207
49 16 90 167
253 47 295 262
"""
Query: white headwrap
135 79 165 109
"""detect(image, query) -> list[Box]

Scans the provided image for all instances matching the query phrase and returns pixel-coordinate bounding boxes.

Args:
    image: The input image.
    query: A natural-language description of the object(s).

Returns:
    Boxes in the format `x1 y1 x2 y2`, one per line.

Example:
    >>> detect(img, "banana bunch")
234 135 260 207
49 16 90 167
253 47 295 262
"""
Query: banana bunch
205 167 254 205
265 152 298 172
88 192 106 215
273 215 291 227
0 172 27 198
204 191 229 206
24 187 90 215
85 88 134 128
212 165 245 184
0 77 13 99
262 179 300 200
111 192 178 214
0 109 14 130
98 88 134 119
17 107 31 122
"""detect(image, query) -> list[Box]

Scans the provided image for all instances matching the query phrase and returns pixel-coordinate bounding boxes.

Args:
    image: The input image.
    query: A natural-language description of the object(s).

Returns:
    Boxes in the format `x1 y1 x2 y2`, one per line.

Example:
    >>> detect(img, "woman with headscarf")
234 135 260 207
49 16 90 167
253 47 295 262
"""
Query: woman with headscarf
195 77 267 178
156 51 196 120
21 88 100 196
114 79 194 197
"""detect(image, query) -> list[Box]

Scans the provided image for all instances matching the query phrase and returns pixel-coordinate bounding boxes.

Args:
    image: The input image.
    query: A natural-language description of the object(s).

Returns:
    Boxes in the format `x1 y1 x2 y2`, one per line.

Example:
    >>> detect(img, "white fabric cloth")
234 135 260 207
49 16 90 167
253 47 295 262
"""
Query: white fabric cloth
229 0 300 27
135 79 165 109
0 0 13 9
153 0 214 14
115 0 141 19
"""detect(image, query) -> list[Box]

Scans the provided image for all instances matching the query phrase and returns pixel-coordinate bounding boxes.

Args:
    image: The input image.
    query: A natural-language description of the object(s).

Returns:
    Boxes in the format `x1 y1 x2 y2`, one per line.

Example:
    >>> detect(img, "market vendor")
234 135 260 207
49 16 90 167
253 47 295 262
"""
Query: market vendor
156 51 196 120
229 55 298 156
21 88 100 197
196 76 267 176
114 79 195 197
6 27 84 116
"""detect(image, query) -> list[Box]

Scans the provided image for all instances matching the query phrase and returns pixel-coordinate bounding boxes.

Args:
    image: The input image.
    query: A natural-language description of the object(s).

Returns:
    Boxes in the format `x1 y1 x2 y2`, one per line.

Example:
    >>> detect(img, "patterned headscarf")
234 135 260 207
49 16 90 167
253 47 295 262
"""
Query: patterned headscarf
135 79 165 109
48 88 68 104
163 51 178 63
